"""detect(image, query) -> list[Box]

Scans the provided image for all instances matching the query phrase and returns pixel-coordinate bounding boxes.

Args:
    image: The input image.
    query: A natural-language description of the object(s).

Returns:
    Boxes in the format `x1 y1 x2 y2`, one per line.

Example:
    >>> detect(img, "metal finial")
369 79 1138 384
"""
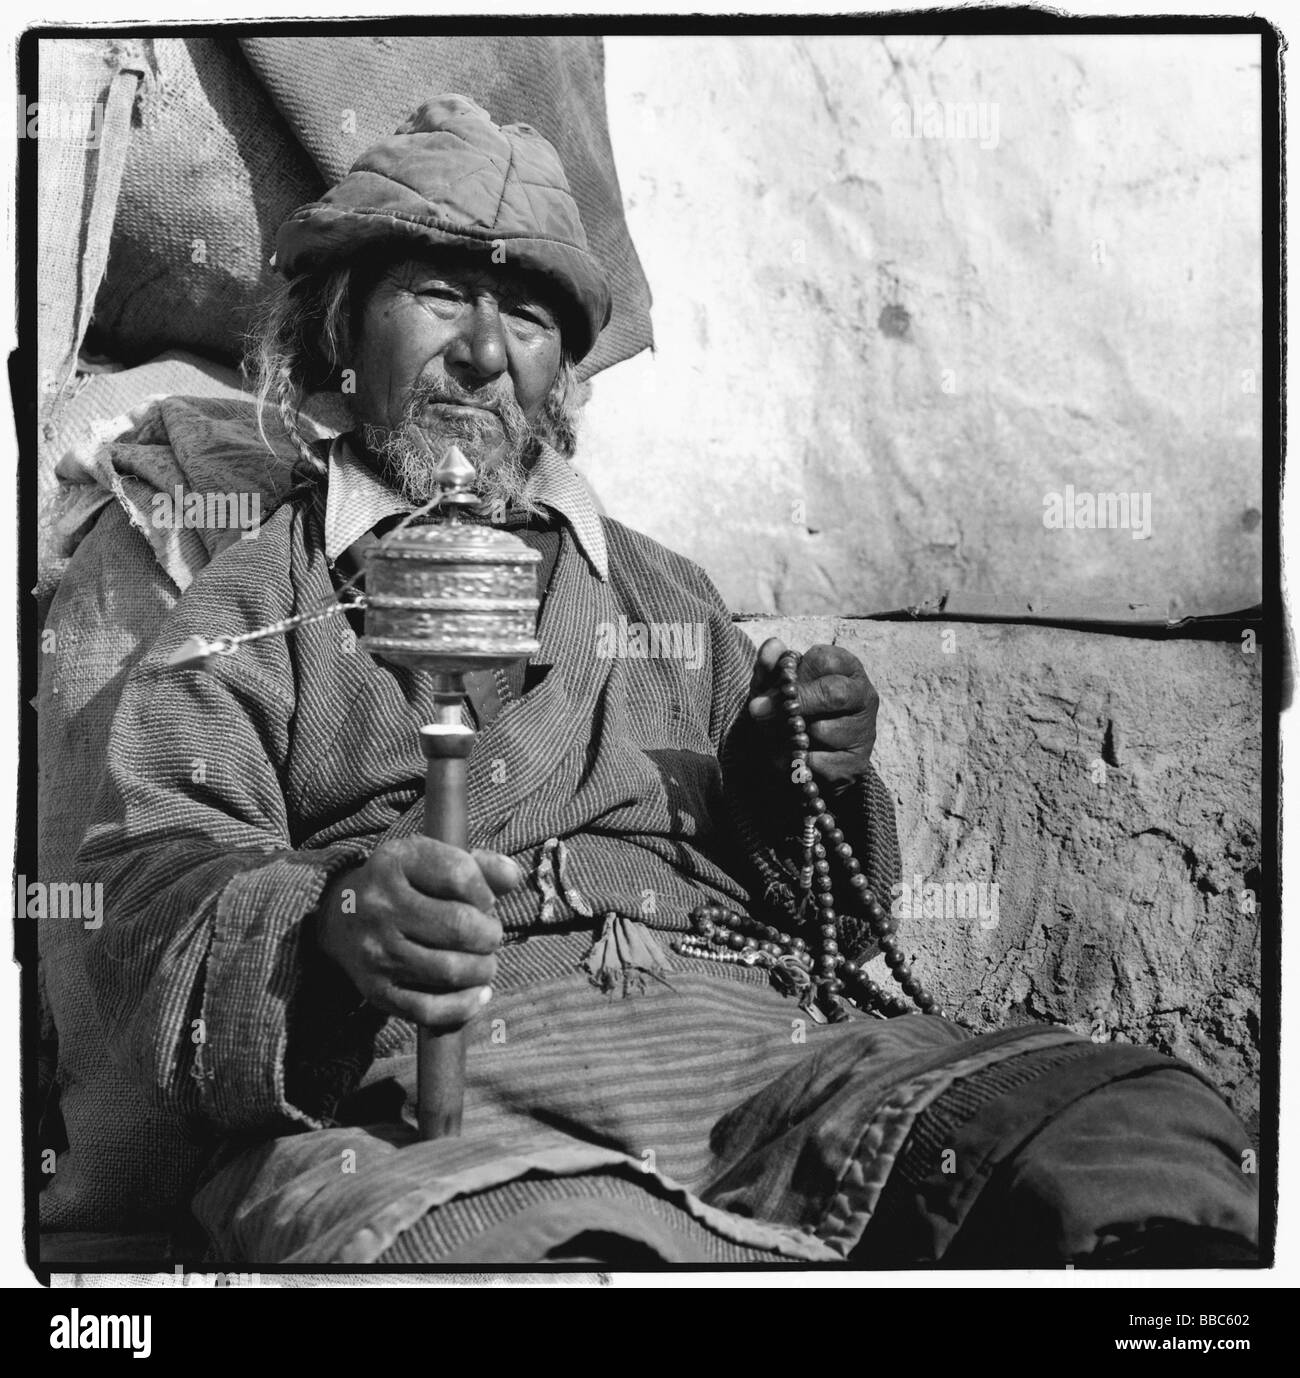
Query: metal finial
429 444 480 517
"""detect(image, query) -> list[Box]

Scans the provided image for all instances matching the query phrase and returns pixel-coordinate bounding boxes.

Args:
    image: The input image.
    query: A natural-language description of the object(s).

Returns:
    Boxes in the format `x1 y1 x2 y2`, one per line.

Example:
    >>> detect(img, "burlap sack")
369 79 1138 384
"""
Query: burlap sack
38 351 250 602
91 36 320 368
36 499 202 1230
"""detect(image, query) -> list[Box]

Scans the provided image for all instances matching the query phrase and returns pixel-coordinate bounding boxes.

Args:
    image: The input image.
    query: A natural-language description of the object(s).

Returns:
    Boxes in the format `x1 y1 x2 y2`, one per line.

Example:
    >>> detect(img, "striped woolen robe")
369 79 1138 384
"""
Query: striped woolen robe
77 485 1258 1266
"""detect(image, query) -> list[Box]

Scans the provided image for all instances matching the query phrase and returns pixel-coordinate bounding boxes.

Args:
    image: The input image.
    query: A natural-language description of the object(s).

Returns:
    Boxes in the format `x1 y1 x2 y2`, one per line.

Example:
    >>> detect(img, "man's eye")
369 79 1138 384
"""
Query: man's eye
417 286 464 303
507 305 553 329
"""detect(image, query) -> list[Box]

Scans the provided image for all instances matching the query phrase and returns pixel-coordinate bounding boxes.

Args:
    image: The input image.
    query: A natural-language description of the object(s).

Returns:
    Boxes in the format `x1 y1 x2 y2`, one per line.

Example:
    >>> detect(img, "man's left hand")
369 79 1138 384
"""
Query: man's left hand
747 638 879 794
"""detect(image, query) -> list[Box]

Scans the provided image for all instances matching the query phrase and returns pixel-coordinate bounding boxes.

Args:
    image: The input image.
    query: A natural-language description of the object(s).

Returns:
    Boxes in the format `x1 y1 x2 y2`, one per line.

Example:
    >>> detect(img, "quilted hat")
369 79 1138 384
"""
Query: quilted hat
275 94 613 360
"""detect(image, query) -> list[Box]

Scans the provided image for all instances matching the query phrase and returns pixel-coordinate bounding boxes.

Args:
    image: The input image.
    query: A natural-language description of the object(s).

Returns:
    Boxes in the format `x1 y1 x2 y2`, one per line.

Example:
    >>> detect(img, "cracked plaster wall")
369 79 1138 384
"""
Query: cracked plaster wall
583 33 1263 620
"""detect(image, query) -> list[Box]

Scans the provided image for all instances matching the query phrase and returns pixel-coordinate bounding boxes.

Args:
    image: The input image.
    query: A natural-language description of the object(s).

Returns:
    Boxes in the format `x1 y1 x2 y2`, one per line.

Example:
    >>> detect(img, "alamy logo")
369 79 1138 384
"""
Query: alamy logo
891 100 1000 150
150 485 262 539
14 876 102 928
148 1264 262 1288
50 1310 150 1358
594 615 706 670
892 874 1000 930
1042 486 1152 539
18 96 104 146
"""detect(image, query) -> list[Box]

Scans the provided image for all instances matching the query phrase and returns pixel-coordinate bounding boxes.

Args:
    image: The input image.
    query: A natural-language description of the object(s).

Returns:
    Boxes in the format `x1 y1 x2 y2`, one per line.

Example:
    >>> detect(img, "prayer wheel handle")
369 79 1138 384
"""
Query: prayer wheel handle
416 709 476 1139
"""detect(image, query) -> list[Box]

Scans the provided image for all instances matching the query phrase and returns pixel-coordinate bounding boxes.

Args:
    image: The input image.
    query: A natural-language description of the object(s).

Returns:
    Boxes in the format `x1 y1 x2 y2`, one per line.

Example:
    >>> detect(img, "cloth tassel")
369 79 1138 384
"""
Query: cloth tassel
537 836 595 924
582 912 674 996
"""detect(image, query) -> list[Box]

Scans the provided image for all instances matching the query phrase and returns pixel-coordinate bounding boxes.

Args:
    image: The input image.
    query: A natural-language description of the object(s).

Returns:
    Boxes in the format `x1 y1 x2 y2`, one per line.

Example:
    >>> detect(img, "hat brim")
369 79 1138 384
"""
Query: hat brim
275 205 612 362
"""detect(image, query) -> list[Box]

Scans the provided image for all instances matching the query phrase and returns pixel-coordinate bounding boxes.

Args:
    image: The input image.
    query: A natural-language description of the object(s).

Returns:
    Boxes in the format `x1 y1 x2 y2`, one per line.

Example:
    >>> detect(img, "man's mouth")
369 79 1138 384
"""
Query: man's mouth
419 399 501 419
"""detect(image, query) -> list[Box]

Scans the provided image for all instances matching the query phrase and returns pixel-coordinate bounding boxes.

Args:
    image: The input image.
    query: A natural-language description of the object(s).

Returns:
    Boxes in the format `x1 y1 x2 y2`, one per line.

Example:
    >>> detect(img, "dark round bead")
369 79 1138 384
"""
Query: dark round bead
834 842 854 861
814 859 831 877
791 732 811 751
819 922 837 938
843 857 862 876
816 955 838 975
891 962 913 983
883 946 907 970
841 960 859 977
813 843 827 859
808 798 826 815
728 932 746 951
826 828 845 847
920 999 940 1015
901 976 924 999
826 978 844 993
865 897 888 922
800 779 820 799
787 715 807 734
817 893 836 910
790 937 807 952
822 940 839 956
815 814 836 834
849 873 869 890
815 875 833 893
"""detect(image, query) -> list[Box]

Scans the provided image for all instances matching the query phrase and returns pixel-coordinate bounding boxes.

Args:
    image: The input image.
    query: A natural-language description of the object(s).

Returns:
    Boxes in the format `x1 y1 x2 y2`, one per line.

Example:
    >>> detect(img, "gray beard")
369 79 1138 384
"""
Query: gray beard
359 399 545 519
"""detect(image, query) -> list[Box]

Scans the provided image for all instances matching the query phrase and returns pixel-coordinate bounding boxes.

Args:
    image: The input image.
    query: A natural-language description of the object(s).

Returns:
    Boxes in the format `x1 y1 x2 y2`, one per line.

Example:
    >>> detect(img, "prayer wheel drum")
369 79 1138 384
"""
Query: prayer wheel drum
361 519 542 675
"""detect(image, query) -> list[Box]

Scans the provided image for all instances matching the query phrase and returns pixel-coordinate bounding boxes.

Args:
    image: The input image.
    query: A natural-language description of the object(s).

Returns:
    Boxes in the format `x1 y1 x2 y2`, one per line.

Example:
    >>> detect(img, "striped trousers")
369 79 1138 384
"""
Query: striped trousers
190 940 1259 1267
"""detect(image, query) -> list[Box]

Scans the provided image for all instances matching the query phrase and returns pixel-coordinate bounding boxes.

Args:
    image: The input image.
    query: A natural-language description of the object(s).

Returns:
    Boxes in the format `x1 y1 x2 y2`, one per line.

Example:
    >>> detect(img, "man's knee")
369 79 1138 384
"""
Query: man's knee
961 1064 1258 1266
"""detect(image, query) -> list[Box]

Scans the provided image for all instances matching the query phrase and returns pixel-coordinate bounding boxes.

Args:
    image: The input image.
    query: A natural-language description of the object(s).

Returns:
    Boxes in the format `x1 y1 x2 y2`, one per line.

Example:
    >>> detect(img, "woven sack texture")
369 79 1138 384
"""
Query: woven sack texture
37 500 202 1230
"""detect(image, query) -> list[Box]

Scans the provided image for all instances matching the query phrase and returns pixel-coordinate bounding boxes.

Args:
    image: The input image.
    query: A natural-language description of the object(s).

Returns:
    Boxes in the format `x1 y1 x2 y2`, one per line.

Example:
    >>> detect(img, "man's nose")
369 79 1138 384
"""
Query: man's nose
444 296 508 385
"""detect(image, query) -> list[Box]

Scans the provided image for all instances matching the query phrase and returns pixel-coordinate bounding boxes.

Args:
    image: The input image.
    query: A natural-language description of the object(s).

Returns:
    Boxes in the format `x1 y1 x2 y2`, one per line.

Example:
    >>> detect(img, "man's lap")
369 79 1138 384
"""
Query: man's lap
190 973 1257 1265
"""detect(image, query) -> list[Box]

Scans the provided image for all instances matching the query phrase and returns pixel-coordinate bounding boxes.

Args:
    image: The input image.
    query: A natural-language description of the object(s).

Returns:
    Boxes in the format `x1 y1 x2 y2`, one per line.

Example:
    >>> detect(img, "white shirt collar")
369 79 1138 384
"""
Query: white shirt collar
323 435 609 581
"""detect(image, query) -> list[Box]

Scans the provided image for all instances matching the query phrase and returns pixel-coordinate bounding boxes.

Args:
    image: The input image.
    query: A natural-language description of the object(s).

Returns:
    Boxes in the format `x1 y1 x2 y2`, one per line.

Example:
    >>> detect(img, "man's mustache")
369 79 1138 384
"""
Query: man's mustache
407 380 517 419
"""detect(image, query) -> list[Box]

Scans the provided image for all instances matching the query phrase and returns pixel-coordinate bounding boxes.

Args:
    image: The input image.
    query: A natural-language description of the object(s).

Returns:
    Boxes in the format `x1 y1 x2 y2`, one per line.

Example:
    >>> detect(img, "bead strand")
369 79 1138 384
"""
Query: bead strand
777 649 941 1016
676 650 943 1020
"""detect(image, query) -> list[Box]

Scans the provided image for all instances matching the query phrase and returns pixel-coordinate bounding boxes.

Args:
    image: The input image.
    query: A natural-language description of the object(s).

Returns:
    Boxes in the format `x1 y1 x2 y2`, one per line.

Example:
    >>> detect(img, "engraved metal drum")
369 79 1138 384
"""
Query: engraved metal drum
360 520 542 674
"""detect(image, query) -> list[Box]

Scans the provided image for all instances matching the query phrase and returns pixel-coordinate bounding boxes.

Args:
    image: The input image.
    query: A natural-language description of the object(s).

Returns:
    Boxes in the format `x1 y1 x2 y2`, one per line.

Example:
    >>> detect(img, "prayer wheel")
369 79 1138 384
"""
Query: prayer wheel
360 447 540 1140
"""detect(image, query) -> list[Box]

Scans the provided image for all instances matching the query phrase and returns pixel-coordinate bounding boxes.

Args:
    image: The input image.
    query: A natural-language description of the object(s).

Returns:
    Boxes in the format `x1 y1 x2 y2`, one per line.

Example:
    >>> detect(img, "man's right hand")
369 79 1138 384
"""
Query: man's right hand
312 837 522 1030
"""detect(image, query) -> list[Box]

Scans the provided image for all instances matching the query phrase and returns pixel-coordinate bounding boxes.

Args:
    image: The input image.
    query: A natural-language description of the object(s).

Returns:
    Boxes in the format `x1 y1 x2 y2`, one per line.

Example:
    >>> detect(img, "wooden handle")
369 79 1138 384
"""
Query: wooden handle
418 715 476 1141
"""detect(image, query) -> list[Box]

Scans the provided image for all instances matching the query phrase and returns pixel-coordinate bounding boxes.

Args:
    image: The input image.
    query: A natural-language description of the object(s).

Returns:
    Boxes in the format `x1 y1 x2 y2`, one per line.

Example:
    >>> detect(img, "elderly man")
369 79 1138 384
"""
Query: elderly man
76 96 1258 1267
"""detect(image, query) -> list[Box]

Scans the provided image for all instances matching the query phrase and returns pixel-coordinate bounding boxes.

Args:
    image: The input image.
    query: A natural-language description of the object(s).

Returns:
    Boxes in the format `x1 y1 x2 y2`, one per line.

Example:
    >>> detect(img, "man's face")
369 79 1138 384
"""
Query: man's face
347 251 566 508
